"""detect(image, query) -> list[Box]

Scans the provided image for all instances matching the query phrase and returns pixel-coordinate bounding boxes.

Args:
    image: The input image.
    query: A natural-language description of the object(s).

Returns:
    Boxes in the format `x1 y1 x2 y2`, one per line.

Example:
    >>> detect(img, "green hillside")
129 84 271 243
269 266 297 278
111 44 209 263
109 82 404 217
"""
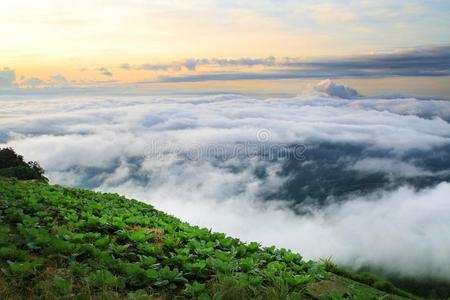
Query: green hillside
0 178 417 299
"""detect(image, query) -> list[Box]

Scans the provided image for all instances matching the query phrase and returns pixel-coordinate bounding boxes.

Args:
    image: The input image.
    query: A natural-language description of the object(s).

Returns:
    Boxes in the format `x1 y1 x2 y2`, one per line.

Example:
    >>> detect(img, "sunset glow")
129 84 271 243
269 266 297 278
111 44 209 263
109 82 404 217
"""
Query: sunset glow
1 0 449 94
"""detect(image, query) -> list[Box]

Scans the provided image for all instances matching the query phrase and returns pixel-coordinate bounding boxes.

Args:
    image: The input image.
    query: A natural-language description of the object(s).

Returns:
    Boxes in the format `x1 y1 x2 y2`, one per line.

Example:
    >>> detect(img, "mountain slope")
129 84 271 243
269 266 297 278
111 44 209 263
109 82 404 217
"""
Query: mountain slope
0 178 415 299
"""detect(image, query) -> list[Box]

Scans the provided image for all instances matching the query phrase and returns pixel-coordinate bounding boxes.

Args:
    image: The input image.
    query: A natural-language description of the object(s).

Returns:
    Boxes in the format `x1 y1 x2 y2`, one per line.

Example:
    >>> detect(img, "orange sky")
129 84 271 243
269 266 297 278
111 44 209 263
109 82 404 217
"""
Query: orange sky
1 1 449 90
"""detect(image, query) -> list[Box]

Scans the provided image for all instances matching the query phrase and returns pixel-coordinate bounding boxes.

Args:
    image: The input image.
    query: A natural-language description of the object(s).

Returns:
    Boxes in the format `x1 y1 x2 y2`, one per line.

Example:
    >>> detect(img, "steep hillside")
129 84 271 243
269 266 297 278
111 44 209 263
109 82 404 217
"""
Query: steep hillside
0 178 415 299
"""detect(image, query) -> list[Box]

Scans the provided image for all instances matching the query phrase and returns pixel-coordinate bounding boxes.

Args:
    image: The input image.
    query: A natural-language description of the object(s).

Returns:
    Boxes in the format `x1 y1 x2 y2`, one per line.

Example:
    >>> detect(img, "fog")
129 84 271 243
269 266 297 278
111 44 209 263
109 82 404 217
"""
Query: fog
1 81 450 280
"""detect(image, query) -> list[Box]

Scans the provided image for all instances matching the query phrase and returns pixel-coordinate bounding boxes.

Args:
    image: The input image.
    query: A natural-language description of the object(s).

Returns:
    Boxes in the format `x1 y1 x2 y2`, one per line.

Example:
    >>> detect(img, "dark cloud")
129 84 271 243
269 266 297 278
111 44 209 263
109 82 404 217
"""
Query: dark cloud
120 63 131 70
184 58 209 71
98 67 113 77
212 56 276 67
134 57 274 72
159 46 450 82
123 46 450 79
139 63 175 71
181 57 275 71
298 45 450 73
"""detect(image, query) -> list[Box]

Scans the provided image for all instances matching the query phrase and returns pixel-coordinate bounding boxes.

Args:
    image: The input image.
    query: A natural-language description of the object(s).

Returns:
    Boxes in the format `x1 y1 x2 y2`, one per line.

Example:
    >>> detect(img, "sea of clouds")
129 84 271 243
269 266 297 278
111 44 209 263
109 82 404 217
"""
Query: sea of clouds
1 81 450 280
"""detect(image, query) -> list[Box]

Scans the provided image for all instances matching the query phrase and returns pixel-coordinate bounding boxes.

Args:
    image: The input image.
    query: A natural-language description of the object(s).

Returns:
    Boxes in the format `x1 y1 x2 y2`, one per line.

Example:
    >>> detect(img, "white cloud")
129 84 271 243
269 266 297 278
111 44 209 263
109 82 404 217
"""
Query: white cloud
348 158 433 178
1 85 450 280
307 79 360 99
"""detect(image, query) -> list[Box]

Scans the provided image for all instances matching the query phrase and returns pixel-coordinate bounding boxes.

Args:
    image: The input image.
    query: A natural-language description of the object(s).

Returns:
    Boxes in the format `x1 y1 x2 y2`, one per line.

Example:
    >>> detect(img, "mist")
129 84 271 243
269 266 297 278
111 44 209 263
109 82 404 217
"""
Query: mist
1 81 450 281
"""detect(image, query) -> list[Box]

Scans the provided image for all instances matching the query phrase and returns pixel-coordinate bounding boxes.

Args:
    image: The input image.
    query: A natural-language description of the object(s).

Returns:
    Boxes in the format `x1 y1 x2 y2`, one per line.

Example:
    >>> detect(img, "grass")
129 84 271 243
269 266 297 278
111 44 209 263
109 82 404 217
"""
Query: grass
0 178 414 299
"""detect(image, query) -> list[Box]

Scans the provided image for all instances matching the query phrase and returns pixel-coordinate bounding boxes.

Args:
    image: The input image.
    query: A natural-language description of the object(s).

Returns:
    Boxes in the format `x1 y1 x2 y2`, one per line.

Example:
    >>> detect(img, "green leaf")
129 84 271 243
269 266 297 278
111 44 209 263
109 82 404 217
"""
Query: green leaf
88 270 118 288
145 269 159 282
52 275 73 295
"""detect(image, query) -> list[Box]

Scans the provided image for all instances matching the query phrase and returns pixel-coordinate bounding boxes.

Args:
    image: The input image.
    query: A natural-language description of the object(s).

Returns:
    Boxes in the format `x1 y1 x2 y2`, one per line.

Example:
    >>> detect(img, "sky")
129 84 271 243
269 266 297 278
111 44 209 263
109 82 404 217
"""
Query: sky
1 0 450 95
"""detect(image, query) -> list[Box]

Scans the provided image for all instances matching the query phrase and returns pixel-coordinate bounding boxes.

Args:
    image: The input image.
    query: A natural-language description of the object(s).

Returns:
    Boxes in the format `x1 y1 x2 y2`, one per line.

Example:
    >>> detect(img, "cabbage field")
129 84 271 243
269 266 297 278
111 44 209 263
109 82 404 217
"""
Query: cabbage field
0 178 414 299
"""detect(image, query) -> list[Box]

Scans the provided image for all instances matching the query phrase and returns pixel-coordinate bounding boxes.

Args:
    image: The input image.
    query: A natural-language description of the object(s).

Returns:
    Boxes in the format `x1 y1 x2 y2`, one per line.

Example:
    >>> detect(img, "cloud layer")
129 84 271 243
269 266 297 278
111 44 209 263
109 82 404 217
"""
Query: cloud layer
2 46 449 96
157 46 450 82
1 81 450 280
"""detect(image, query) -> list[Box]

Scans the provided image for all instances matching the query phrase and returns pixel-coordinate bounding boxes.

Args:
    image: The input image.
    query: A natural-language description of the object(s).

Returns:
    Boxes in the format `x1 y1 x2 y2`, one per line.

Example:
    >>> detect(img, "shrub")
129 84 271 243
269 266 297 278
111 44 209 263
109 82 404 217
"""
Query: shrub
0 148 48 181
